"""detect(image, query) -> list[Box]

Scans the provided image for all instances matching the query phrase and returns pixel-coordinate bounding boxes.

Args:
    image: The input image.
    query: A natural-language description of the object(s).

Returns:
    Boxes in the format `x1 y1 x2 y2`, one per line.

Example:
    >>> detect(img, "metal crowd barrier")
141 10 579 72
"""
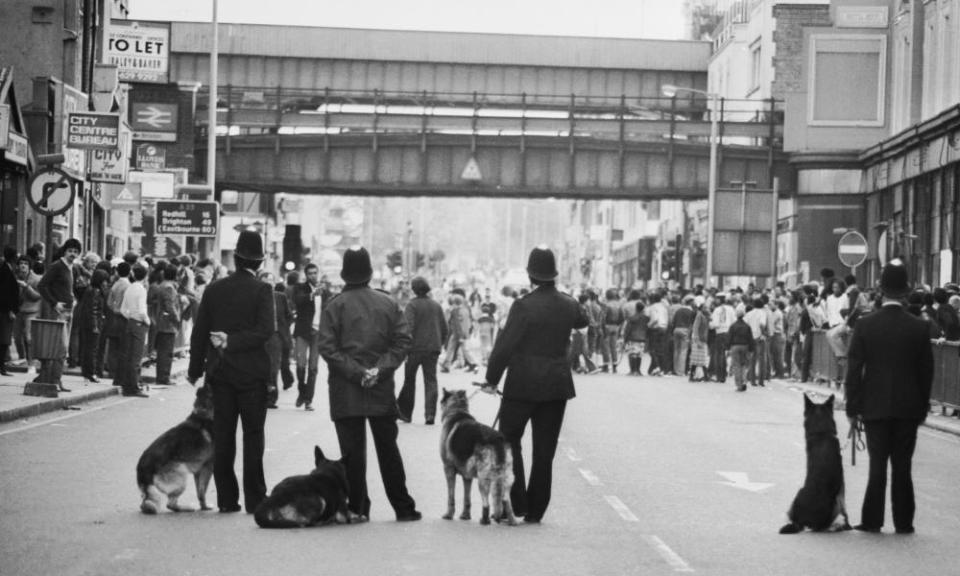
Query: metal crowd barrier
807 330 960 412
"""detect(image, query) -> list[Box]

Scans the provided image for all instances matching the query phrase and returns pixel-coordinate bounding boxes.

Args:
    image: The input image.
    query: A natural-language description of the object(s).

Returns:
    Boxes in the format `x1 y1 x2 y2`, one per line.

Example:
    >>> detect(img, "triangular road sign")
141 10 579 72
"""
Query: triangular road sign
116 187 135 200
461 157 482 181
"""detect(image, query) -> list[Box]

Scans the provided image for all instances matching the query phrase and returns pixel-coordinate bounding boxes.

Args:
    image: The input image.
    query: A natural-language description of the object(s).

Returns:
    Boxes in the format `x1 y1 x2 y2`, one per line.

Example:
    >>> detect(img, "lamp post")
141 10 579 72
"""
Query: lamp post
661 84 719 286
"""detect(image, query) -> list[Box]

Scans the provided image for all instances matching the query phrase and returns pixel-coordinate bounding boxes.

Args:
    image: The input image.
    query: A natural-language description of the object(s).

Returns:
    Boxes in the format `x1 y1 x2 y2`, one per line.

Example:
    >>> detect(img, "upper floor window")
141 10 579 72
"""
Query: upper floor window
808 34 887 127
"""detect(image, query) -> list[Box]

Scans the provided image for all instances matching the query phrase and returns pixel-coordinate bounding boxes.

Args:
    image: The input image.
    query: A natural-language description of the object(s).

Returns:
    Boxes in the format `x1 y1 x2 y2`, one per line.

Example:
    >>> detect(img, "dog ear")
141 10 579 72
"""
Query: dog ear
442 389 450 401
315 445 326 464
803 393 814 410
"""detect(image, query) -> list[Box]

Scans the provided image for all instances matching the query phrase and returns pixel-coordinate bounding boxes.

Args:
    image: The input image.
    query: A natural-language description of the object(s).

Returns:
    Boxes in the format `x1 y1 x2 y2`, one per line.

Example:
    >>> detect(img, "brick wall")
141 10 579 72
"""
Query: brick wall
771 4 832 100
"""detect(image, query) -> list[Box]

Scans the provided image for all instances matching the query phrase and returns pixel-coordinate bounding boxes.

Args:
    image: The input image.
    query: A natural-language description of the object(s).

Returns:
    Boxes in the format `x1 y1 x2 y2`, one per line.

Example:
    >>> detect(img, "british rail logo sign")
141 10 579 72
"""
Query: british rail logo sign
106 20 170 84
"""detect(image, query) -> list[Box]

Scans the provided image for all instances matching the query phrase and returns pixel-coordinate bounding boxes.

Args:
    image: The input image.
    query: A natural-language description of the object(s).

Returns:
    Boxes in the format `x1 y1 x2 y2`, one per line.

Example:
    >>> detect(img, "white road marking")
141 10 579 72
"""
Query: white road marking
112 548 140 561
643 535 694 572
716 471 774 493
603 495 638 522
579 468 602 486
0 398 133 437
565 447 582 462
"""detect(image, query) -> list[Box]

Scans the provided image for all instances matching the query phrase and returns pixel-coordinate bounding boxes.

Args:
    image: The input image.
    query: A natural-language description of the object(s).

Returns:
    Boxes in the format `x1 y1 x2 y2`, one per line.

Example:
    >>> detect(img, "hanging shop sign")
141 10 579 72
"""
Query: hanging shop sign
66 112 120 150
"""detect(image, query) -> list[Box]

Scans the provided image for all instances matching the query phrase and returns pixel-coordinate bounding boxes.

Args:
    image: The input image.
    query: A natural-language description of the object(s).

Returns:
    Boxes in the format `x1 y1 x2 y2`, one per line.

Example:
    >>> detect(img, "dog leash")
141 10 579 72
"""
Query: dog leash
471 381 503 428
846 419 865 466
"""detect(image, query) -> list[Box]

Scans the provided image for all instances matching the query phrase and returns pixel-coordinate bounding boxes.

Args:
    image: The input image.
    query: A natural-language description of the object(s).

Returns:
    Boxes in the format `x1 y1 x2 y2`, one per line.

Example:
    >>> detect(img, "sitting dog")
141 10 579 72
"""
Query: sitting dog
254 446 352 528
137 384 215 514
440 389 516 525
779 394 852 534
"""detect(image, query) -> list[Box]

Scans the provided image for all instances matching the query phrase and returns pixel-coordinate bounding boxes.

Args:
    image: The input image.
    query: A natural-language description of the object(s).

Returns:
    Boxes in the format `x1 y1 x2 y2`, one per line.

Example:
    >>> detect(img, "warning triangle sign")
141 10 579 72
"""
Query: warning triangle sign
461 157 482 181
117 187 134 200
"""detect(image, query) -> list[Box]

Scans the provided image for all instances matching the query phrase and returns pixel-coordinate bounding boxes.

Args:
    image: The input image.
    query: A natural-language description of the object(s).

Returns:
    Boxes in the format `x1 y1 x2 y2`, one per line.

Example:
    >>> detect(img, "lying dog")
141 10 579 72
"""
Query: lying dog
779 394 852 534
137 384 215 514
254 446 352 528
440 389 516 525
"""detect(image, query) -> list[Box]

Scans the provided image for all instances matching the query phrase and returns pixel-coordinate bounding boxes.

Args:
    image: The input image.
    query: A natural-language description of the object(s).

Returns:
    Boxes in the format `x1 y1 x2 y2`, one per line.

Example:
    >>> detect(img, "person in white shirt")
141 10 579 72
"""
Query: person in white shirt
646 293 670 376
117 264 150 397
743 298 768 387
709 294 735 383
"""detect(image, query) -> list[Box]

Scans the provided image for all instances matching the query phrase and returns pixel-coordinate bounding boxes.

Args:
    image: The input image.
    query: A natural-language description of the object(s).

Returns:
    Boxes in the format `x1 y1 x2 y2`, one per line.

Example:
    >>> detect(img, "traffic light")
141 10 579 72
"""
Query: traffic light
661 240 677 280
637 238 654 281
415 251 426 270
282 225 302 271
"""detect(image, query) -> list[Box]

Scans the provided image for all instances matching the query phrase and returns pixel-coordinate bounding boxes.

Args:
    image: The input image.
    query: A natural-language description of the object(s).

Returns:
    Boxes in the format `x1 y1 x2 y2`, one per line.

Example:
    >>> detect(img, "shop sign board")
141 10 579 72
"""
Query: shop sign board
101 182 142 210
106 20 170 84
88 124 130 183
55 82 88 179
156 200 219 237
136 143 166 170
3 132 28 166
66 112 120 150
128 170 175 199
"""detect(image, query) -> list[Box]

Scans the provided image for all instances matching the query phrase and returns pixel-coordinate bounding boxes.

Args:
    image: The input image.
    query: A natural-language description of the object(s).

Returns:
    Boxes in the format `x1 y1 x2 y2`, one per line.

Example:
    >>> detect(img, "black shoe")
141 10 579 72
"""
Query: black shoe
218 505 242 513
396 510 422 522
85 376 100 383
523 516 542 524
267 403 278 409
59 385 72 393
424 419 435 425
295 396 304 408
304 403 314 411
854 524 881 533
0 367 11 377
122 390 149 398
282 382 293 390
397 413 412 423
895 526 915 534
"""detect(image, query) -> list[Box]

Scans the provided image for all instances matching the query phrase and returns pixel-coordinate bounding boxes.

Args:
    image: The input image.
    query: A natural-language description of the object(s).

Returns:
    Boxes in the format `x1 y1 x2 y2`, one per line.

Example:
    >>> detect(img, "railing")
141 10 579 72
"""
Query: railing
807 330 960 412
194 86 784 148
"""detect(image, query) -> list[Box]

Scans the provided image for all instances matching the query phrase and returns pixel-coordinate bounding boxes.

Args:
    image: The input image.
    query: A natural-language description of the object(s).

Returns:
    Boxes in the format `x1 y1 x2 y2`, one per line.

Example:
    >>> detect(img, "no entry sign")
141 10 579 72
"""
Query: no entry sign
838 231 868 269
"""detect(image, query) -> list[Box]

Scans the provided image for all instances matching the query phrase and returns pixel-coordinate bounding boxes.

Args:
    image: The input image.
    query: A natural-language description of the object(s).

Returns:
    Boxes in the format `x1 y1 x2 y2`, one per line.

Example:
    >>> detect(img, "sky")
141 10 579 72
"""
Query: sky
127 0 688 40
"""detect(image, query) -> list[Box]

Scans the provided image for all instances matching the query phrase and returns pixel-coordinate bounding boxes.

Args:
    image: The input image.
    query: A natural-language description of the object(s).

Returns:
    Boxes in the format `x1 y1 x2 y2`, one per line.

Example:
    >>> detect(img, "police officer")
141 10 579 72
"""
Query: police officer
317 246 420 522
481 245 589 524
188 230 276 513
845 259 934 534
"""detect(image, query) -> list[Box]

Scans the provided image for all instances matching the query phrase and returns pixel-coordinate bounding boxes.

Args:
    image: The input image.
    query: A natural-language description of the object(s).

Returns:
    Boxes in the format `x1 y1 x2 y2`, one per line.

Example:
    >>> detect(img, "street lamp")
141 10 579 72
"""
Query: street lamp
661 84 720 286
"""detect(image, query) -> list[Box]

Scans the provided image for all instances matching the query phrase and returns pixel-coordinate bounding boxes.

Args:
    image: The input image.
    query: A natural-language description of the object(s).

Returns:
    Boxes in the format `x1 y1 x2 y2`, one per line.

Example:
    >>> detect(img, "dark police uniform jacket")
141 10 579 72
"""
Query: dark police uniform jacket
485 285 589 402
844 303 934 422
188 269 275 387
317 285 411 420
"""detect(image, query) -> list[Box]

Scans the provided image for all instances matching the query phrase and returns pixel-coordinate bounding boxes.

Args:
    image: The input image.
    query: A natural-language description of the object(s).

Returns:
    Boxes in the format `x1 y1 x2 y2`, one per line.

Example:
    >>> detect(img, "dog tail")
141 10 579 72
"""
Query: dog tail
254 500 323 529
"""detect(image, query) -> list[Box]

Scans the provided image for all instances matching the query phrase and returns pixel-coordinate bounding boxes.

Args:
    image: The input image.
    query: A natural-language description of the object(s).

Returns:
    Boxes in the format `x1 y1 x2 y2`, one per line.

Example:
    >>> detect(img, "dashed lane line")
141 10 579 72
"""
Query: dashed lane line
643 535 695 573
603 495 638 522
579 468 602 486
565 447 582 462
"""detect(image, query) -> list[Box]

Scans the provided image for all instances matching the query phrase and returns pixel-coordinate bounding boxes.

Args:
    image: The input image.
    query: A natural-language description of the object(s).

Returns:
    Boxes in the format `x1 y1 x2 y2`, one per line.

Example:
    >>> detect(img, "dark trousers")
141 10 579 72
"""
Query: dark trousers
106 335 123 379
0 312 14 365
95 328 108 376
800 333 813 382
498 398 567 521
119 320 148 393
712 332 728 382
80 329 100 379
861 419 921 530
279 334 294 389
647 327 666 373
211 378 268 512
398 351 440 422
334 416 417 519
154 331 176 384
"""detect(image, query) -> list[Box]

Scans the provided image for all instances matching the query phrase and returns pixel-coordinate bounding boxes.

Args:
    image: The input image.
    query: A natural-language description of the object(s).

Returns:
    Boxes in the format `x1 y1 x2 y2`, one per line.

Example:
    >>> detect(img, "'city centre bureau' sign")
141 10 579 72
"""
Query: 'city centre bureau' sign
66 112 120 150
156 200 219 237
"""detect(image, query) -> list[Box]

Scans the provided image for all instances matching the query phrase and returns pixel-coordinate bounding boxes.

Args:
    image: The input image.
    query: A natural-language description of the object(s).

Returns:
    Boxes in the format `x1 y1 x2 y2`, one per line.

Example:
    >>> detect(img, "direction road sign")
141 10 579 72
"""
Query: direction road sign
156 200 219 237
838 231 868 269
27 168 76 217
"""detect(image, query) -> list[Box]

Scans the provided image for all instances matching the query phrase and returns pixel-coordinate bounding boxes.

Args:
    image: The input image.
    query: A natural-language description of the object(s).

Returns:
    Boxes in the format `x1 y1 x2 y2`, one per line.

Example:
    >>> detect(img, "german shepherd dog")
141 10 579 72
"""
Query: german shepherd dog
779 394 853 534
136 384 215 514
254 446 352 528
440 389 517 526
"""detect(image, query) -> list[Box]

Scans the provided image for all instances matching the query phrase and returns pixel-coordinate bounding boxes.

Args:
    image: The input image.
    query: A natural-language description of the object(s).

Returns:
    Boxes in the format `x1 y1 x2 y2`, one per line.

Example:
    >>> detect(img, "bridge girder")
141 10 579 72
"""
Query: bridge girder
196 134 790 199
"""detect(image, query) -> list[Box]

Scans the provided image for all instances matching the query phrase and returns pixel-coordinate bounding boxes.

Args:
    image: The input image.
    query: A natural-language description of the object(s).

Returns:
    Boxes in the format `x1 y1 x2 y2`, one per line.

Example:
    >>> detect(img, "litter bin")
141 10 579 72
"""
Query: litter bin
23 319 67 398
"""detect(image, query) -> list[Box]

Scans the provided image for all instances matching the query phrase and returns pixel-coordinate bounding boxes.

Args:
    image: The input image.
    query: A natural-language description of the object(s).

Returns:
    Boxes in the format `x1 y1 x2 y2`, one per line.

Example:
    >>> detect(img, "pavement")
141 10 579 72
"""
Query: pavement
0 356 190 424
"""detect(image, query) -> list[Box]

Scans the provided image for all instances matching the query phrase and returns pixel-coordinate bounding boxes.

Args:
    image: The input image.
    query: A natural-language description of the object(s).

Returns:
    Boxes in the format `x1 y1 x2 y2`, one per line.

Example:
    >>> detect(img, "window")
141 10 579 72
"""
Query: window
808 34 887 126
749 39 762 94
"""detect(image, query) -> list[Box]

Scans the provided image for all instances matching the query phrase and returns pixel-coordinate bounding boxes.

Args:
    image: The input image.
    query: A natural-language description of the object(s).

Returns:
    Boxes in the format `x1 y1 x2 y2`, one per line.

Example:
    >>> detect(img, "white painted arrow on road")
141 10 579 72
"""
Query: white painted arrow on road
716 471 774 493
